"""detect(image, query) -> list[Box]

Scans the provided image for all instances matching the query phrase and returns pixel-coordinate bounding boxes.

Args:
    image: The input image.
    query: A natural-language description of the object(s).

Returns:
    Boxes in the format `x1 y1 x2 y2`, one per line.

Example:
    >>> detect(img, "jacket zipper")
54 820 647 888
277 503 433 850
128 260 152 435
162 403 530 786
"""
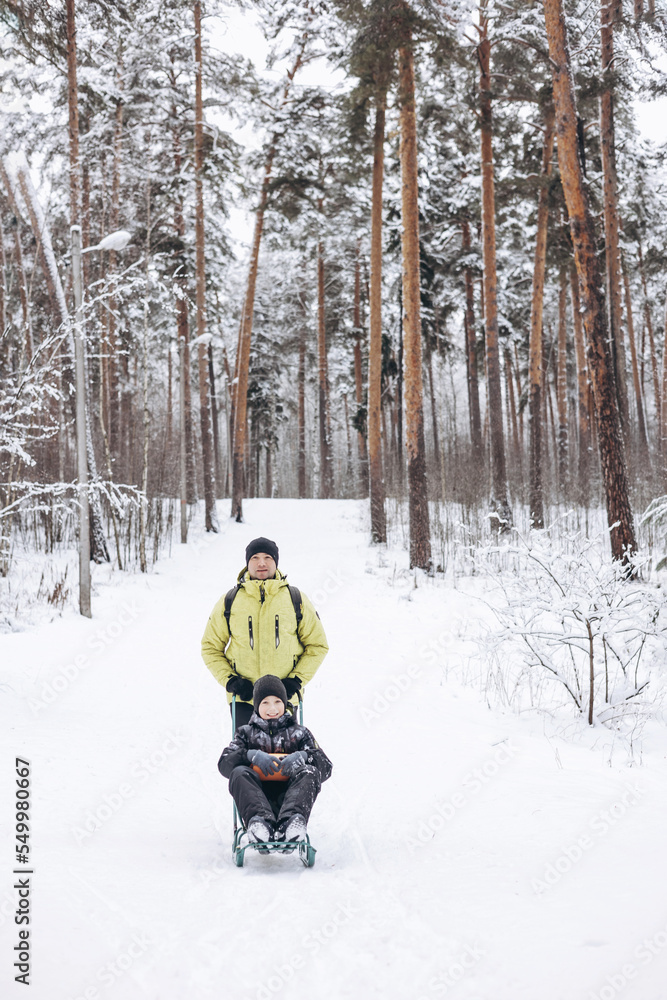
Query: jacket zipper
275 615 280 648
248 616 254 650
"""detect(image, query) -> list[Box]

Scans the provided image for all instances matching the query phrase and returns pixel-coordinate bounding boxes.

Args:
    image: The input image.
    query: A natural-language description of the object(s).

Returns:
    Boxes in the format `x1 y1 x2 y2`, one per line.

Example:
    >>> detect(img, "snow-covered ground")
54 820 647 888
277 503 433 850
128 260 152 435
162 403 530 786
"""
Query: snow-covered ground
1 498 667 1000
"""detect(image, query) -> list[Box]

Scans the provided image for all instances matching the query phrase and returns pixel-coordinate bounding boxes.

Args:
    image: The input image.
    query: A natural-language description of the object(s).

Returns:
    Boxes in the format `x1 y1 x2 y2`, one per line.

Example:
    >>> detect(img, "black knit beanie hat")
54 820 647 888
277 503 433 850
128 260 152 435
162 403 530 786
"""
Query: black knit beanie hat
245 537 279 567
253 674 288 714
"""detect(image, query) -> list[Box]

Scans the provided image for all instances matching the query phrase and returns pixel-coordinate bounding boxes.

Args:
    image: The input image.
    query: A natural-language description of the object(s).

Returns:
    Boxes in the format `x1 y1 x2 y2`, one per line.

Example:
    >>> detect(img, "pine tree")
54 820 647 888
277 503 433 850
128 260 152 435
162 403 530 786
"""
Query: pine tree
397 7 431 570
543 0 636 562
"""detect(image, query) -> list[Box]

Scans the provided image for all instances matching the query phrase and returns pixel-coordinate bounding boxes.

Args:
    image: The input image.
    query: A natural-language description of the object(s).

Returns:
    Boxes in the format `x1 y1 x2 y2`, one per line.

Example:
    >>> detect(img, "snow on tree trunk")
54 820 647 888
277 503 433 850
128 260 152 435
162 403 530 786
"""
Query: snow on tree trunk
353 244 367 483
461 219 482 459
369 92 387 542
622 256 649 467
106 50 124 452
193 0 218 534
638 243 661 427
661 297 667 479
66 0 81 227
172 127 197 507
15 165 69 329
0 161 32 364
298 284 307 499
504 348 520 477
317 233 333 500
16 162 110 563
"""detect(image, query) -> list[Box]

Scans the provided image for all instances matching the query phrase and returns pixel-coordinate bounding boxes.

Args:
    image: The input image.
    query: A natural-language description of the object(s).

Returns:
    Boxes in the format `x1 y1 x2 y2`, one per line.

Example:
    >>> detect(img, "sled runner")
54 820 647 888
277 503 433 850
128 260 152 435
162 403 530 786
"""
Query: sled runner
231 696 317 868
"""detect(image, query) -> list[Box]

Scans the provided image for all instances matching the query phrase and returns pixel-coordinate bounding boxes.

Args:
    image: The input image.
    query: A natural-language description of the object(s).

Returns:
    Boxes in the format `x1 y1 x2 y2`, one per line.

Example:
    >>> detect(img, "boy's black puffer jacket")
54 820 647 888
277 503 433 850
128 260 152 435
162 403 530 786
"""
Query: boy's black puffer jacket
218 710 332 782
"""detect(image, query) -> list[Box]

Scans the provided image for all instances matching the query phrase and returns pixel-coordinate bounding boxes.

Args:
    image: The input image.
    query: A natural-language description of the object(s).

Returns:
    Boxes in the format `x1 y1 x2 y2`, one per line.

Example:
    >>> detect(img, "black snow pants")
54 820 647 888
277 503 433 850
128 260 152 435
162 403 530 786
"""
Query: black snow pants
228 764 321 827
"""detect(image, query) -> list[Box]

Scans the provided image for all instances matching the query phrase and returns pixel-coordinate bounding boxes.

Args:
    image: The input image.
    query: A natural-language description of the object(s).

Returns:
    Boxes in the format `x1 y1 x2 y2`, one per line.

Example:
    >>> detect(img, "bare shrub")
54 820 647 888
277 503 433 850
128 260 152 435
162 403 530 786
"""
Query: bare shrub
473 520 666 734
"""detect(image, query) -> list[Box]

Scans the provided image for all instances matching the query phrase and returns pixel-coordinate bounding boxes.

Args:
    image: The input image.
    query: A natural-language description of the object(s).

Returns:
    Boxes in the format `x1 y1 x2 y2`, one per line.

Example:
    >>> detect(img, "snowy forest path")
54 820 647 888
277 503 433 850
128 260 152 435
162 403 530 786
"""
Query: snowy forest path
2 499 667 1000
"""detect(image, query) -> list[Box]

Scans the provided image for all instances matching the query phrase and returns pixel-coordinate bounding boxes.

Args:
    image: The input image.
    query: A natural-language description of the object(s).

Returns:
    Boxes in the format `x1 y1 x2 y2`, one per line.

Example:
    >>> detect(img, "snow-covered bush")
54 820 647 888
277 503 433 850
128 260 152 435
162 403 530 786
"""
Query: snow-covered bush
473 522 666 734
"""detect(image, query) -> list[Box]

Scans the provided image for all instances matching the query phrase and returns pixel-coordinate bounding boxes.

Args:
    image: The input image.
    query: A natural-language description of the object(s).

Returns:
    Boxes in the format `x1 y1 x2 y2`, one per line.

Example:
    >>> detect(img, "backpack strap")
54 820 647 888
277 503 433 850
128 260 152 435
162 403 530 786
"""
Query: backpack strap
287 585 303 630
224 584 242 634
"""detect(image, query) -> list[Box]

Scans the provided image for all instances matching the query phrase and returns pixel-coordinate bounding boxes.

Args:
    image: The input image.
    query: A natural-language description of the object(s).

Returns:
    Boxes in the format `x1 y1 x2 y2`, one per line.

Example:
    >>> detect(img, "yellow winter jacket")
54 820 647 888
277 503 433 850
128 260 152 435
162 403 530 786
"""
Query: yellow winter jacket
201 568 329 706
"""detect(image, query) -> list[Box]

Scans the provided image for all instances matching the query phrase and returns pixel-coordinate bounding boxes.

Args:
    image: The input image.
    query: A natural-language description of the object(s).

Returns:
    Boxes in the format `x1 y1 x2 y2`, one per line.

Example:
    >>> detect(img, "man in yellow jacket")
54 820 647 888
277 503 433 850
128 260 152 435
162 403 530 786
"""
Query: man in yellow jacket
201 537 329 728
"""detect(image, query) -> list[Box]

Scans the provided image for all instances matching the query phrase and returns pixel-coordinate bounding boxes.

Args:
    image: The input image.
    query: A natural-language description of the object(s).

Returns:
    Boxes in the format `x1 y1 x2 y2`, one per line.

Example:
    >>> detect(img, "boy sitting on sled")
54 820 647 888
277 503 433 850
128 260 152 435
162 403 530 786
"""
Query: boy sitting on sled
218 674 332 851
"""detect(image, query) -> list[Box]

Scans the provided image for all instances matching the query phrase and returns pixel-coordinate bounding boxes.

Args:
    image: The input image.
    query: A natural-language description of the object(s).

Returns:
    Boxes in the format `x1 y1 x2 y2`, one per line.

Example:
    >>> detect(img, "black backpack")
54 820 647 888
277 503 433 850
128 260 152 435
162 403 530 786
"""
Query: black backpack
223 583 303 636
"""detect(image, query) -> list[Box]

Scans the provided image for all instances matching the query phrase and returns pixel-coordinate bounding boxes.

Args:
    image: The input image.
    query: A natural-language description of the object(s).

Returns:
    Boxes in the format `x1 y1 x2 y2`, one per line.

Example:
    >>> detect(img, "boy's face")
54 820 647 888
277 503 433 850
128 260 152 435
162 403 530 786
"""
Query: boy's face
248 553 276 580
258 695 285 720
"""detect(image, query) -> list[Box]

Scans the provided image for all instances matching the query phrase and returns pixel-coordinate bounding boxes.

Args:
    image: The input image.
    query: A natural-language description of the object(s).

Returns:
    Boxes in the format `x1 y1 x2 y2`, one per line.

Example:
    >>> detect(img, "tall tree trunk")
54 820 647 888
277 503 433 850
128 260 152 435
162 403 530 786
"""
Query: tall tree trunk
353 242 368 478
0 223 6 344
232 44 307 520
342 392 352 471
139 147 151 573
479 8 511 529
97 68 123 565
398 30 431 569
427 339 442 494
547 349 558 467
297 285 307 499
107 55 123 451
505 347 521 476
570 265 591 496
513 344 524 449
17 159 111 565
622 256 649 466
556 267 569 491
544 0 636 561
173 129 197 506
528 104 555 528
369 92 387 540
661 297 667 476
194 0 218 532
397 284 404 478
208 340 223 493
638 242 661 426
167 341 173 446
66 0 81 227
600 0 630 442
461 219 482 456
542 330 552 476
65 0 109 564
479 21 507 512
317 223 333 499
0 164 32 363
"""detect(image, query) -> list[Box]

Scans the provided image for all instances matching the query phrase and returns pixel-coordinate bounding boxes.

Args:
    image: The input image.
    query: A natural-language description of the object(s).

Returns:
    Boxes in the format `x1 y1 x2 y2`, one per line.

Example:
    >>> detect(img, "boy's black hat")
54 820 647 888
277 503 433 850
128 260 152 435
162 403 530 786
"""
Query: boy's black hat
245 537 279 566
253 674 287 713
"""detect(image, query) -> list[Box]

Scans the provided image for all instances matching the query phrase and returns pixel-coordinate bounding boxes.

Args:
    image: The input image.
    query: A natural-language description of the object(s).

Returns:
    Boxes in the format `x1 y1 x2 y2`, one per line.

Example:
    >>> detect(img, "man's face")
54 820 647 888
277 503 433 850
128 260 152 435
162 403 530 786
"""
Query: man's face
258 695 285 720
247 553 276 580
